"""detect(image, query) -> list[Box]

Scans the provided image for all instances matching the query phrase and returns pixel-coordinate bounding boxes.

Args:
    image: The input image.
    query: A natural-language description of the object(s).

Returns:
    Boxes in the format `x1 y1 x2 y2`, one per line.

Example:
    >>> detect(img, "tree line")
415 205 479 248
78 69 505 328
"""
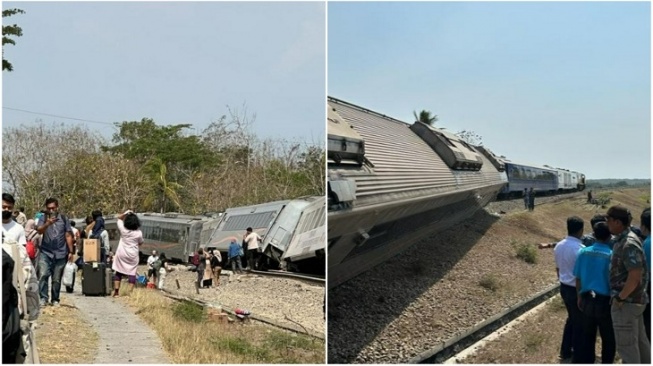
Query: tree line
2 107 324 218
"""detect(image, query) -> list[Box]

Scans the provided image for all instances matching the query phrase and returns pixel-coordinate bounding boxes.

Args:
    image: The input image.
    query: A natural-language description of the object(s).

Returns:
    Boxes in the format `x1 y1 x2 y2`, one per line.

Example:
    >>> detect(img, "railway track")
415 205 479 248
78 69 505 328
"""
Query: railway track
411 284 560 364
249 269 325 285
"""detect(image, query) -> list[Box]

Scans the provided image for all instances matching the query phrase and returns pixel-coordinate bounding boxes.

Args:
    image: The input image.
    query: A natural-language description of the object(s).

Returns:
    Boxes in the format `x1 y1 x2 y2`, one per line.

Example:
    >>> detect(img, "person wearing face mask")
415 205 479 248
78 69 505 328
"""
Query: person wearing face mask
2 193 40 322
2 193 26 247
36 197 74 307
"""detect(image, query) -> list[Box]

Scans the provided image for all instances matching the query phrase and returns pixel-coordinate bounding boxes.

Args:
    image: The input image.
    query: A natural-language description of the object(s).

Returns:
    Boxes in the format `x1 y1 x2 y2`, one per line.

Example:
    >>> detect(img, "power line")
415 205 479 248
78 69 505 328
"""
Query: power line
3 106 117 127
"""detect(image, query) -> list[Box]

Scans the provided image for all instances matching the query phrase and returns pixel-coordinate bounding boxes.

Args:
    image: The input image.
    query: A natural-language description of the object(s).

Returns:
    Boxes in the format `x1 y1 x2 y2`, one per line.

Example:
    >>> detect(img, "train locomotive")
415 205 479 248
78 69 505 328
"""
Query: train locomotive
327 96 585 288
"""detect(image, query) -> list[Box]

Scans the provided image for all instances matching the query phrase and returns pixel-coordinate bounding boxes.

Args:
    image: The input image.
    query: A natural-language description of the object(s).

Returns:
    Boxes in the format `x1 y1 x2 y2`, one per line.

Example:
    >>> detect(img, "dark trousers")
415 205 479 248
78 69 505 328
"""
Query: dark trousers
560 283 583 362
645 285 651 342
38 254 67 303
579 292 616 363
247 249 257 269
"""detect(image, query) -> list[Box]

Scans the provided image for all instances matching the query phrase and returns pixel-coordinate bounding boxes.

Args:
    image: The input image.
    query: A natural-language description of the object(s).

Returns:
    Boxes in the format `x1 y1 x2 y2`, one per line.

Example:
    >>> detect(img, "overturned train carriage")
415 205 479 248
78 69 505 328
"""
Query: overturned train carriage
206 196 326 273
327 97 507 288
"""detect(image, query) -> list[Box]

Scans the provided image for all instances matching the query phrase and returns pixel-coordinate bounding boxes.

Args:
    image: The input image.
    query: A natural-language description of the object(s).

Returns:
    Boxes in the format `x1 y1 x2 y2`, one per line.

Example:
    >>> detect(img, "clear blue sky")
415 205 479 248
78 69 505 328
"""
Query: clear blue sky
2 1 325 143
329 2 651 179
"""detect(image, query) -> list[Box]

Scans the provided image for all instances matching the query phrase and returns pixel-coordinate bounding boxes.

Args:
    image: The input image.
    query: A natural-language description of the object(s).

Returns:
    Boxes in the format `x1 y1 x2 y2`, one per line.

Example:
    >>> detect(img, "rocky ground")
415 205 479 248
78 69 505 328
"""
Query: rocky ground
161 268 325 336
327 188 649 363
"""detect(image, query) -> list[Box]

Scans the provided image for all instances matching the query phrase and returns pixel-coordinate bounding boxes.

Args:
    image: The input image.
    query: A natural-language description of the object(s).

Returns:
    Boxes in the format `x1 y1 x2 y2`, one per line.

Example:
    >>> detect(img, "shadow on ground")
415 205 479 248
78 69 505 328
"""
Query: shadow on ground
327 208 500 363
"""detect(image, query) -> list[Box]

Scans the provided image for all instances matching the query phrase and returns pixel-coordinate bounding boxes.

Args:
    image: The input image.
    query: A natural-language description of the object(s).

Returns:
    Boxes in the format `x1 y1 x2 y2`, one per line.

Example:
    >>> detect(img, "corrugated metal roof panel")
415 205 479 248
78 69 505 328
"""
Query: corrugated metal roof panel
328 98 457 206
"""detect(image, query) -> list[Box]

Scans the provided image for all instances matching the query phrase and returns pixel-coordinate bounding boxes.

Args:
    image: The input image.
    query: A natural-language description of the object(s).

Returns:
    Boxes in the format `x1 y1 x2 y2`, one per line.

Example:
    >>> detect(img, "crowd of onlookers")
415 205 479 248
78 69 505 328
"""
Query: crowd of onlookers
544 205 650 364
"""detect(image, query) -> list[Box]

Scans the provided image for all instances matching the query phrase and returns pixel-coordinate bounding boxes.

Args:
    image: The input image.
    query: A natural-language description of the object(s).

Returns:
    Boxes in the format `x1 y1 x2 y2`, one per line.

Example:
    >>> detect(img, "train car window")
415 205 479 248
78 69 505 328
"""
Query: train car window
223 211 277 231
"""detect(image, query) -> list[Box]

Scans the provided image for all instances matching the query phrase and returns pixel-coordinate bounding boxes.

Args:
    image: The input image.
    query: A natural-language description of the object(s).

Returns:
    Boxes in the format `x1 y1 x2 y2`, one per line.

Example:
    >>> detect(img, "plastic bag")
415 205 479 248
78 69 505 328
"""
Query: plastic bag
62 262 77 287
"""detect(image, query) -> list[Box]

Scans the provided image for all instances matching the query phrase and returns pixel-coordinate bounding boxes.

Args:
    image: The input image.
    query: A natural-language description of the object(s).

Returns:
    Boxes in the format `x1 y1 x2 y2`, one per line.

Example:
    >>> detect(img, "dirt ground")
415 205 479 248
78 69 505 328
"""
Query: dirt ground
328 187 650 363
34 296 99 363
455 188 650 364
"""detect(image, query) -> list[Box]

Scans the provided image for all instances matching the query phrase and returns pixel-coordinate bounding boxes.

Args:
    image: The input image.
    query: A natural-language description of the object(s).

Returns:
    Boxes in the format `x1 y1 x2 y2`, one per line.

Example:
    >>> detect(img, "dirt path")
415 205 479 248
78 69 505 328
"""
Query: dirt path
63 279 171 364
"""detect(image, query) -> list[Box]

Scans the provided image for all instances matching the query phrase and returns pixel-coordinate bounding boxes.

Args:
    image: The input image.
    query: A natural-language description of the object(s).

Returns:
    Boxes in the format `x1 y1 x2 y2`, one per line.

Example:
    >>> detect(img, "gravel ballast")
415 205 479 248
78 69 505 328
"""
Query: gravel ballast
328 192 597 363
162 269 325 336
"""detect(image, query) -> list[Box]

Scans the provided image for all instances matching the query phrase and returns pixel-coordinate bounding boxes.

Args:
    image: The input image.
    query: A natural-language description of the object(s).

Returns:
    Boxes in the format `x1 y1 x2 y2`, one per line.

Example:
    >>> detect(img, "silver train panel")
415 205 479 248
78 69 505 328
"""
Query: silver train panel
282 197 326 262
327 97 505 288
261 197 321 258
206 200 289 252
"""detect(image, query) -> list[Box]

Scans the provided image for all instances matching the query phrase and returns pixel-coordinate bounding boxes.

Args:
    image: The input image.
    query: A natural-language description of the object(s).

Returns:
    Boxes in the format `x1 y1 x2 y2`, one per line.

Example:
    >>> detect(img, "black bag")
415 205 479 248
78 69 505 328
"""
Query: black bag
82 263 107 296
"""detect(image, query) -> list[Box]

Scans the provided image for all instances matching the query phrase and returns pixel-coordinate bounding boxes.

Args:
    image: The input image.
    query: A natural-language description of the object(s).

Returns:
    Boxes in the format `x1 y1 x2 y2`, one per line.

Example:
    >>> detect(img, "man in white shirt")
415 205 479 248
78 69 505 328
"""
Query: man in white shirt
553 216 585 363
147 250 158 282
15 207 27 227
244 227 261 270
2 193 39 320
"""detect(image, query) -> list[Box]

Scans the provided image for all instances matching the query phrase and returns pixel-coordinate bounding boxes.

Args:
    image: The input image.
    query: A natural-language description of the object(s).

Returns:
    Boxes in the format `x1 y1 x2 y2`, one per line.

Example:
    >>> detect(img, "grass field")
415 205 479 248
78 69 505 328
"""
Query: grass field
123 288 325 364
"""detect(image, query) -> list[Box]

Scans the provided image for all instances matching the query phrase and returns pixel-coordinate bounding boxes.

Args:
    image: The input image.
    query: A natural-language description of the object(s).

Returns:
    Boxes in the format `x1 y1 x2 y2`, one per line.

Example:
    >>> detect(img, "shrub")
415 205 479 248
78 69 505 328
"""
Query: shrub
172 300 204 323
479 274 501 292
515 243 538 264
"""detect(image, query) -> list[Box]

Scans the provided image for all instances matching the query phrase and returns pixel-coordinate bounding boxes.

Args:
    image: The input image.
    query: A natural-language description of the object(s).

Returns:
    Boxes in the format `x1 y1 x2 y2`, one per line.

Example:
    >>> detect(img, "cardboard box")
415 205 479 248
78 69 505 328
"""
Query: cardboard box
83 239 101 262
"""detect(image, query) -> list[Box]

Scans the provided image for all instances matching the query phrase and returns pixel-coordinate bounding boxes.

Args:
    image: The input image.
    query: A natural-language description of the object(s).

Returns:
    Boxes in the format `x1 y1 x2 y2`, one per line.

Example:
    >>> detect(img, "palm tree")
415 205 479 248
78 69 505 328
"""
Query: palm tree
142 157 183 213
413 110 438 126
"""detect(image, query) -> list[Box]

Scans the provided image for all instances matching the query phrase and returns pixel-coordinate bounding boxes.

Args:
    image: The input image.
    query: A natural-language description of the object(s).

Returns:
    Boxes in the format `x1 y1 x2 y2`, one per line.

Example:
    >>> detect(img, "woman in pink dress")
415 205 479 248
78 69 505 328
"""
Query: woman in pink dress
111 210 143 297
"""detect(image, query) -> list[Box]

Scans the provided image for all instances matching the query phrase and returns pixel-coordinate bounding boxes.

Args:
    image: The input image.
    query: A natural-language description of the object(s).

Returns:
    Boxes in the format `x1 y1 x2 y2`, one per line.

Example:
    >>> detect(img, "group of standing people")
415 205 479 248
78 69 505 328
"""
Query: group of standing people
523 187 536 211
553 205 650 364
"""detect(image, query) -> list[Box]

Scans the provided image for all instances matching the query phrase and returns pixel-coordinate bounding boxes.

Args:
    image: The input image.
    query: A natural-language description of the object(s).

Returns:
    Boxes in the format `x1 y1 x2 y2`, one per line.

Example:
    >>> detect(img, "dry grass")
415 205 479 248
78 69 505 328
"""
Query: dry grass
478 274 501 292
458 187 651 364
35 298 99 363
123 288 324 364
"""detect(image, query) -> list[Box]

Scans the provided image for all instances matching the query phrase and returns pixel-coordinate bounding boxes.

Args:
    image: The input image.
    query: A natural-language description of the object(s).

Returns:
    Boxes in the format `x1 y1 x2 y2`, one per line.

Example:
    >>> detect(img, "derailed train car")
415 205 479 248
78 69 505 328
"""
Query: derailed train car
327 97 507 288
205 196 325 273
76 213 220 264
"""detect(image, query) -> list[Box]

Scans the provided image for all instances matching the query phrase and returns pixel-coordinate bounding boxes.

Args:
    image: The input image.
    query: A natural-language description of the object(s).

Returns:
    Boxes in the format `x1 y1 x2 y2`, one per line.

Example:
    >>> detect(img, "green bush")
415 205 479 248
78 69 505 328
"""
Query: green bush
515 243 538 264
479 274 501 292
172 300 205 323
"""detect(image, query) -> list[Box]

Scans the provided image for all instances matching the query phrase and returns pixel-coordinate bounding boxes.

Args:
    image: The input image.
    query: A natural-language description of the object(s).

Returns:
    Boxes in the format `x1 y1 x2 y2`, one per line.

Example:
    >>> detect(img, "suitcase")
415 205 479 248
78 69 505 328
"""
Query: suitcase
82 263 106 296
104 267 113 295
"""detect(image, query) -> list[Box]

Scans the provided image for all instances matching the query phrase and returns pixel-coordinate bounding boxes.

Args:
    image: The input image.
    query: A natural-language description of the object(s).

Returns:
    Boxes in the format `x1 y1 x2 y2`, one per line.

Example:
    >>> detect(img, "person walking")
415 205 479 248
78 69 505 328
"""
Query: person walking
36 198 74 307
111 211 144 297
146 250 159 284
573 221 615 363
554 216 585 363
606 205 650 364
244 227 261 270
15 207 27 227
210 250 222 287
196 248 206 288
228 239 244 274
523 188 529 210
2 193 39 320
528 187 535 211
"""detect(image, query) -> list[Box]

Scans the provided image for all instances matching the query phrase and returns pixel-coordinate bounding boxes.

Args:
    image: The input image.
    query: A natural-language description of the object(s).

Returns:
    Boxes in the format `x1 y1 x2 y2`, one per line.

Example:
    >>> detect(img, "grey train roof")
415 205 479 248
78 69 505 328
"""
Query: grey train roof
328 97 505 209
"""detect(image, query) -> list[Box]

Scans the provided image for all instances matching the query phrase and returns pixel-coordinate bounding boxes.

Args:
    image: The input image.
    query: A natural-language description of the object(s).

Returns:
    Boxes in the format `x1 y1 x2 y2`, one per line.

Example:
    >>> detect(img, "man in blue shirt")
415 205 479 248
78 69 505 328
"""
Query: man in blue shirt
640 208 650 341
36 198 74 307
573 221 615 363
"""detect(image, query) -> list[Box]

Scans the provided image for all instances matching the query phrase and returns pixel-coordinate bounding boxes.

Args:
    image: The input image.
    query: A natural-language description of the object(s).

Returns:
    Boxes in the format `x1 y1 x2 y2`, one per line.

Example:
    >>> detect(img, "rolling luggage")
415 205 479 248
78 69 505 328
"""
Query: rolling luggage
104 267 113 295
82 263 106 296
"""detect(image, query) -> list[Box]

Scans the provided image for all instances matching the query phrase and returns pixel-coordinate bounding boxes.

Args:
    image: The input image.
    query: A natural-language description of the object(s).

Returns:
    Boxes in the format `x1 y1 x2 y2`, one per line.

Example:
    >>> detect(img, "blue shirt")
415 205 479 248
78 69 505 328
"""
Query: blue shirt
228 242 241 259
37 214 72 260
573 242 612 296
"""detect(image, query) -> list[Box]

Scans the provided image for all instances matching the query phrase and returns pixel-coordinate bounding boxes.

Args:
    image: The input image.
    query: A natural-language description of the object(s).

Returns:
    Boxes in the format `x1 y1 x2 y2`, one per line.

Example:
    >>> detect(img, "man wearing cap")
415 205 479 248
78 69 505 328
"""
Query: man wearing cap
606 205 650 363
553 216 585 363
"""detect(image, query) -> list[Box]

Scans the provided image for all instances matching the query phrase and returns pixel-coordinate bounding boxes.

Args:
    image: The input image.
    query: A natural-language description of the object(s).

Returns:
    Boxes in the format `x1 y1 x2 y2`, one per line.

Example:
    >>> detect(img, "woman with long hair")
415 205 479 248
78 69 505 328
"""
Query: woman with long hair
111 210 143 297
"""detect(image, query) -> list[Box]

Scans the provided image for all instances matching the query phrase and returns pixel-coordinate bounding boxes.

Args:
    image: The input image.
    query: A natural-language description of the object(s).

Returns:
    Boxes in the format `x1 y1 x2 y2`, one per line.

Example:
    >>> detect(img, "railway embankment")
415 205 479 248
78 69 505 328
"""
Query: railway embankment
327 187 650 364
